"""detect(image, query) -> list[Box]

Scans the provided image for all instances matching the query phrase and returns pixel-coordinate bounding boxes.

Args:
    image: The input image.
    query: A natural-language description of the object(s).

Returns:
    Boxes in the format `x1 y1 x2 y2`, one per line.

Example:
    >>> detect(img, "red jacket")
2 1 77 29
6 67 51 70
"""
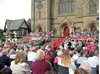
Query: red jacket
32 60 51 74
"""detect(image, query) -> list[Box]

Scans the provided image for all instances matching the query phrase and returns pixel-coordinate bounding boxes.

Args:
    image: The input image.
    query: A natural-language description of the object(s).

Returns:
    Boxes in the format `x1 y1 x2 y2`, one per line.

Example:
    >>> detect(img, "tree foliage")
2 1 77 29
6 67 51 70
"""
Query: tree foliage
0 29 5 42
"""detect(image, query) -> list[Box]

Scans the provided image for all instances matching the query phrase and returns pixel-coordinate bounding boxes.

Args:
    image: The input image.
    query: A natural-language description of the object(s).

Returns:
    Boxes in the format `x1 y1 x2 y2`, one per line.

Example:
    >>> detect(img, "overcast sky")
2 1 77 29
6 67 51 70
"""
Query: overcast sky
0 0 31 29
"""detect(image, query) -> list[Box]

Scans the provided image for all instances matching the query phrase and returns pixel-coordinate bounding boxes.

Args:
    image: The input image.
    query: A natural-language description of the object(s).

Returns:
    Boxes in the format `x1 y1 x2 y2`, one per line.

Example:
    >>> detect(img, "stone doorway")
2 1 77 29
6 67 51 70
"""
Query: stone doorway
63 26 70 37
90 24 97 32
60 23 70 37
37 25 43 32
87 22 98 36
38 27 42 32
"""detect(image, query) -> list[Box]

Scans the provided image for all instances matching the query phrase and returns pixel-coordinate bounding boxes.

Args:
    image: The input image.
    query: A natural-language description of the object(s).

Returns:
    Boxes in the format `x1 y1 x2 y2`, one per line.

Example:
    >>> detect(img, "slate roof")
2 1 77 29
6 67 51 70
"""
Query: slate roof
5 19 28 32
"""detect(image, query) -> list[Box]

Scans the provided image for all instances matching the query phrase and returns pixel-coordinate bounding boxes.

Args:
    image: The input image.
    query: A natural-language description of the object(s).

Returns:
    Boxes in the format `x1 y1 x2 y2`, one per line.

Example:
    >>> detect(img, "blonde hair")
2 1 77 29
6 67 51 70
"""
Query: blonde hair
15 51 26 64
61 49 71 67
1 49 9 55
9 49 16 54
36 49 45 61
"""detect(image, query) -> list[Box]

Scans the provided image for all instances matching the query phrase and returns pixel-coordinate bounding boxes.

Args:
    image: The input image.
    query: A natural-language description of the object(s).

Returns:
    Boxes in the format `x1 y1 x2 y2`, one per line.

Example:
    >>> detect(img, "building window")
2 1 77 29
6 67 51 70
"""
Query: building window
89 0 97 15
18 29 22 36
58 0 75 14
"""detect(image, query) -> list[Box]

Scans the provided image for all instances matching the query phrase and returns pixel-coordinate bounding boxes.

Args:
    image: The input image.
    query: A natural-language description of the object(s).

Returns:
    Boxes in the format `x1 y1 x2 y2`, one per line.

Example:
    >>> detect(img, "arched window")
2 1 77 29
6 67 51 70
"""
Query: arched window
58 0 75 14
89 0 97 14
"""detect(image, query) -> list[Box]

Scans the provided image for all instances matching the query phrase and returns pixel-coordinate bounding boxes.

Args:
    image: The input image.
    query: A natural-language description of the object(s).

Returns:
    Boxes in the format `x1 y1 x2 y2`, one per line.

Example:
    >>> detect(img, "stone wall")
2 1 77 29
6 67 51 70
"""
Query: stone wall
31 0 99 35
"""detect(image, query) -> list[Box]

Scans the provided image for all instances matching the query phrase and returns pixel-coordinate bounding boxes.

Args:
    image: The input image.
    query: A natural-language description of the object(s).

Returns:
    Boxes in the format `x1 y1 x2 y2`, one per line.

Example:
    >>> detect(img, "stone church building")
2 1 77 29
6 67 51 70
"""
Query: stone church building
31 0 99 36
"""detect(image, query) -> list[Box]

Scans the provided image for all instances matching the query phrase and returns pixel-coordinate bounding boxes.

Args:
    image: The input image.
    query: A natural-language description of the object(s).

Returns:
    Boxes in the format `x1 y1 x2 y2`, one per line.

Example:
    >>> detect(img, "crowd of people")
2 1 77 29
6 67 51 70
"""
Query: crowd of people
0 30 99 74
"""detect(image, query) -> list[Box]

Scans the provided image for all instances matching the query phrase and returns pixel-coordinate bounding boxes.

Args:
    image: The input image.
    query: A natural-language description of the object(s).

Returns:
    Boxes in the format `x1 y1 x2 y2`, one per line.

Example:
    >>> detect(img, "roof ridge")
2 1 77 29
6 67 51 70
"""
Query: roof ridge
6 18 25 21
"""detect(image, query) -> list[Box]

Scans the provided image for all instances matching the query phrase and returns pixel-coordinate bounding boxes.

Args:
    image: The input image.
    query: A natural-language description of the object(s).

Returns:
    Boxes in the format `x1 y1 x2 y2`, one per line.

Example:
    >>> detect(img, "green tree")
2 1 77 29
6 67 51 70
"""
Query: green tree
0 29 5 42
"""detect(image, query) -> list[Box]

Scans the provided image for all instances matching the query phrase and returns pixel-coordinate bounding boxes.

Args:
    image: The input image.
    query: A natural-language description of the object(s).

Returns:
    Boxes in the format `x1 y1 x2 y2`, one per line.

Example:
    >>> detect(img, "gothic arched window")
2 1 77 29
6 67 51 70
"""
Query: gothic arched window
58 0 75 14
89 0 97 14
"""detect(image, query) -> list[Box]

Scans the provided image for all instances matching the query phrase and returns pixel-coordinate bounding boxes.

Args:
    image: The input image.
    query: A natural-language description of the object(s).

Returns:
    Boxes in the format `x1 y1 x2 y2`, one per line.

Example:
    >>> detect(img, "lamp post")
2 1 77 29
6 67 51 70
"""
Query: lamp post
96 10 99 21
71 22 76 33
71 23 74 33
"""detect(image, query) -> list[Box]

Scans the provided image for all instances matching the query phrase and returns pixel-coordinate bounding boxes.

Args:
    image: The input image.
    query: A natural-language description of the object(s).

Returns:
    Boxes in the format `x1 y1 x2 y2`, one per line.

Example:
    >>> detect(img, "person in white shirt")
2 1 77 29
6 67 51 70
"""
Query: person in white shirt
87 49 99 68
87 49 99 74
72 50 80 62
64 41 68 50
75 50 87 68
71 40 77 48
27 47 37 61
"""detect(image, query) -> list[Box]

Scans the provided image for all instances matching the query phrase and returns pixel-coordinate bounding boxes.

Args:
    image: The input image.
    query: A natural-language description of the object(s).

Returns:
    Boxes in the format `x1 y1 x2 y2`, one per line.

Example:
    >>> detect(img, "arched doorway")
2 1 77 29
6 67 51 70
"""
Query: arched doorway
63 26 70 37
90 25 97 32
38 26 42 32
37 25 43 32
59 23 70 37
75 26 81 33
87 22 98 36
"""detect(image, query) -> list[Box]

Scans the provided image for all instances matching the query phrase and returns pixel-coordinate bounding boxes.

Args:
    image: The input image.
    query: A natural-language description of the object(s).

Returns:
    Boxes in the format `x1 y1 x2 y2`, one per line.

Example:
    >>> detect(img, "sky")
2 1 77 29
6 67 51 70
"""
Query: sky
0 0 31 29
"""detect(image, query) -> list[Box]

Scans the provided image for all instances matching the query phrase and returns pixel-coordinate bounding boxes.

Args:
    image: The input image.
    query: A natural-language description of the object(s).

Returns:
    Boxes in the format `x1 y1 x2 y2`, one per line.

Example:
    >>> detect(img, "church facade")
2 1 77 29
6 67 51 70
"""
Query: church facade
31 0 99 36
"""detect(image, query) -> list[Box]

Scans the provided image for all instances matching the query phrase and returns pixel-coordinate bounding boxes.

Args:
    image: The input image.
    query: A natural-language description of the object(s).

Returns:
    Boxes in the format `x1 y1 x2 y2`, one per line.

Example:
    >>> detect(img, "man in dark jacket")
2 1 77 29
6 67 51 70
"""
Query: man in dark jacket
0 50 11 67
